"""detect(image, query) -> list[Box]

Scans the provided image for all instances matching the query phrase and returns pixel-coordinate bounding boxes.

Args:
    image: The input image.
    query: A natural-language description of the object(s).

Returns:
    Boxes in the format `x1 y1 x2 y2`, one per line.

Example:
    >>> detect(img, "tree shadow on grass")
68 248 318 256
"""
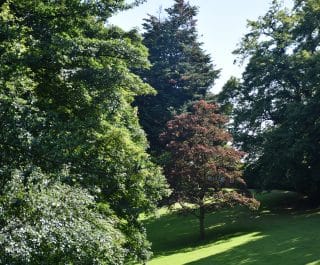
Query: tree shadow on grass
184 214 320 265
145 190 320 263
145 207 262 258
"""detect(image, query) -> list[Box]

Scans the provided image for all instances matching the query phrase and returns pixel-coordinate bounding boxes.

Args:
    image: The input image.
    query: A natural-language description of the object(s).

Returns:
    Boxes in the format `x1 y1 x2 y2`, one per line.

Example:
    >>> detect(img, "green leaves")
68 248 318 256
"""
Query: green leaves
0 168 126 265
219 0 320 198
0 0 168 263
135 0 219 155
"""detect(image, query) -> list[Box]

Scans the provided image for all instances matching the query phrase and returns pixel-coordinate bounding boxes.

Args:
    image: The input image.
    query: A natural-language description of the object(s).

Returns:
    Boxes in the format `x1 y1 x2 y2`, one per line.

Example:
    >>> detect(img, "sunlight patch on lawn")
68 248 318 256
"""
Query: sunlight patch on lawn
306 260 320 265
206 222 225 230
306 210 320 218
148 232 265 265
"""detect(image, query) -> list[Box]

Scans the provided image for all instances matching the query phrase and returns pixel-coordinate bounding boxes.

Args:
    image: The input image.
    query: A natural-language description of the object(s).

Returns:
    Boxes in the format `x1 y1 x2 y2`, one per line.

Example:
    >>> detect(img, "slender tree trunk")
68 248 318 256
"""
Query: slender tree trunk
199 205 205 240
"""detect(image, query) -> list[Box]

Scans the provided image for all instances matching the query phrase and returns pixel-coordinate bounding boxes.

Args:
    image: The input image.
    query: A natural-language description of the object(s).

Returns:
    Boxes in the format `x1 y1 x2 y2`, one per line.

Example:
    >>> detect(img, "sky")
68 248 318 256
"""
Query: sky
109 0 293 94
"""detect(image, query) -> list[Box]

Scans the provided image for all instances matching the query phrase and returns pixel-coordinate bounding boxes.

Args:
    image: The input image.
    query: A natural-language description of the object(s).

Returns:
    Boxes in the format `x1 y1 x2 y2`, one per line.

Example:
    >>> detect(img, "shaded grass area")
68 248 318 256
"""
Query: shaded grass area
145 191 320 265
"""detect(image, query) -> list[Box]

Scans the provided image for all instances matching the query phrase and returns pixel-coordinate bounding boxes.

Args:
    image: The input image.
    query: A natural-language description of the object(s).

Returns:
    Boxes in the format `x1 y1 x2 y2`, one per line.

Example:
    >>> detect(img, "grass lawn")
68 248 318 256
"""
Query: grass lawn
144 191 320 265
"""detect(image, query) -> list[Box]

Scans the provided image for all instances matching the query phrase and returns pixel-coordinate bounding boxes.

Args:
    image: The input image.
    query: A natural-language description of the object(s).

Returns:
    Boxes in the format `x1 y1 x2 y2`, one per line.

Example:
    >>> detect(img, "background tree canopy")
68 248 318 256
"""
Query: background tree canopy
135 0 219 155
218 0 320 199
0 0 168 263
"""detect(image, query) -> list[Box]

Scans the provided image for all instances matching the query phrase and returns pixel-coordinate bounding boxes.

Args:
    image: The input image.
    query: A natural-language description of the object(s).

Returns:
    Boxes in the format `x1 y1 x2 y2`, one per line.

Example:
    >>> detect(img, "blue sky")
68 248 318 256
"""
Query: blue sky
109 0 293 93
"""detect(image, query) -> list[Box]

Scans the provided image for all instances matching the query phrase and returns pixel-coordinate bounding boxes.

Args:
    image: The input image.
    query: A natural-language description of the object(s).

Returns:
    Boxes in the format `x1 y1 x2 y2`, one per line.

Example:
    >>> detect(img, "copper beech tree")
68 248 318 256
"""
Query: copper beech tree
161 100 259 240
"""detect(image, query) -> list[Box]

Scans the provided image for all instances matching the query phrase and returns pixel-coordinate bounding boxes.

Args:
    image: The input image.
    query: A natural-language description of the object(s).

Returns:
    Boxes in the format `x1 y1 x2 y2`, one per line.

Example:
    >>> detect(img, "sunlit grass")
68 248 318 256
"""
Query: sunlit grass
144 191 320 265
148 232 264 265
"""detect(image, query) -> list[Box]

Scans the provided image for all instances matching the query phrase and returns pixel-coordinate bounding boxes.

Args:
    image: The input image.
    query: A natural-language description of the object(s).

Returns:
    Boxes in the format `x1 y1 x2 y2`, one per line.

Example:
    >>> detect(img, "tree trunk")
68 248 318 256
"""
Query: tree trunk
199 205 205 240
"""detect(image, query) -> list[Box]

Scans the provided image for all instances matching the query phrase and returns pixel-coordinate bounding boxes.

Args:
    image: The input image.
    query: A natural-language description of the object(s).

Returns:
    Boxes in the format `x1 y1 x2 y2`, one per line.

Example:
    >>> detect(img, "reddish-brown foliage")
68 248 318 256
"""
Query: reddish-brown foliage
161 100 259 239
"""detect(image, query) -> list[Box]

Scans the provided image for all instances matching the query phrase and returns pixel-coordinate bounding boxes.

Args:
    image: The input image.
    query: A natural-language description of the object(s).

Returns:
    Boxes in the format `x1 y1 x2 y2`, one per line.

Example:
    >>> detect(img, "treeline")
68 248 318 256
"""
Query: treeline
218 0 320 200
1 0 319 264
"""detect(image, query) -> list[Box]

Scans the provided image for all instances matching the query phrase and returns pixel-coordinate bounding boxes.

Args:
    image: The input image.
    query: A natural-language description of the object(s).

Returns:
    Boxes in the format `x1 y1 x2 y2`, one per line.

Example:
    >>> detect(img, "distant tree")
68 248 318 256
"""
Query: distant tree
218 0 320 199
135 0 219 155
161 100 259 240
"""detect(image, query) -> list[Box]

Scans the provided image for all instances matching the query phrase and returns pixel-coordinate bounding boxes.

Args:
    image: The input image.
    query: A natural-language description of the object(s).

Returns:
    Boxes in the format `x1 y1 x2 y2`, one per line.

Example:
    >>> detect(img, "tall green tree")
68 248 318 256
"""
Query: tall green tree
161 100 259 240
218 0 320 199
135 0 219 154
0 1 168 263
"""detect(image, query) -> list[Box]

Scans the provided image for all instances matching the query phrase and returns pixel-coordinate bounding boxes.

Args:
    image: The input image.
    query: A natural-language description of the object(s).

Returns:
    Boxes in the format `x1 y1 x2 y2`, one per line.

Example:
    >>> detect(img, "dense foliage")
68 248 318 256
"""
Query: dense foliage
0 168 125 265
135 0 219 154
161 100 259 239
0 0 168 263
218 0 320 199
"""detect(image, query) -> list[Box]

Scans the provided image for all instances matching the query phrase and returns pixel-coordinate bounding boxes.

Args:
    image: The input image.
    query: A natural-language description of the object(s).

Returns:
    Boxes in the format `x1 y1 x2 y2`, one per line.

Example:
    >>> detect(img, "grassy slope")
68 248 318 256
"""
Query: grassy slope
144 191 320 265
